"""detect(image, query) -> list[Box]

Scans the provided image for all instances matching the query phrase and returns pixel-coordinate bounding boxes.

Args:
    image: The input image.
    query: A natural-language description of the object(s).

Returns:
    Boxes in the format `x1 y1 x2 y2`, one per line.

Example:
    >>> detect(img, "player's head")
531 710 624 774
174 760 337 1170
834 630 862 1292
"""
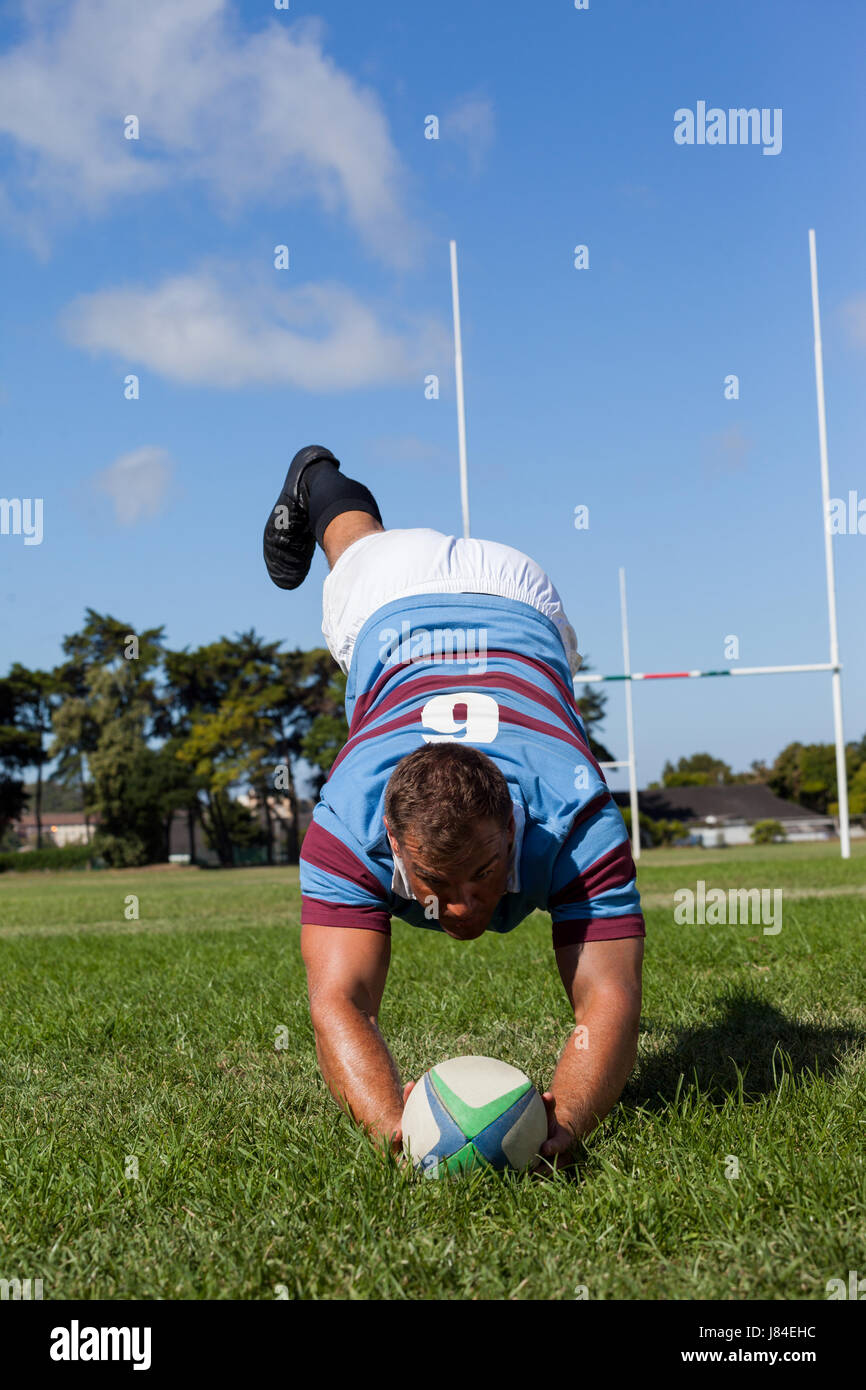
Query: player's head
384 744 515 941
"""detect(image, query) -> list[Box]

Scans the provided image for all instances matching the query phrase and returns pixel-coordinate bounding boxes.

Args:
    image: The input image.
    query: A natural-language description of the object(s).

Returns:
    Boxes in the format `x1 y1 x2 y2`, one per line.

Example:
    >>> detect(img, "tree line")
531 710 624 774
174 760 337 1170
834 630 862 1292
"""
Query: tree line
1 616 862 868
0 610 349 866
655 748 866 815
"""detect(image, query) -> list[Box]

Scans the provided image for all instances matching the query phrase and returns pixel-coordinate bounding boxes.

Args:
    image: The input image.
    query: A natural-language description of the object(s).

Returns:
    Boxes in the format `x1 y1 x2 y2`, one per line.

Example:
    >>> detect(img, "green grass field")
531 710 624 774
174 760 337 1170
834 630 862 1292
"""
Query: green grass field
1 841 864 1300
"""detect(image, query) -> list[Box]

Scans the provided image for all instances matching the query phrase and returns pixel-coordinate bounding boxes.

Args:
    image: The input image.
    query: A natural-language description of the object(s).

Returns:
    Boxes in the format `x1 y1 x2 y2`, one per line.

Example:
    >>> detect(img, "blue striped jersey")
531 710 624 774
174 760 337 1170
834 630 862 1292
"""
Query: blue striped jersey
300 590 645 949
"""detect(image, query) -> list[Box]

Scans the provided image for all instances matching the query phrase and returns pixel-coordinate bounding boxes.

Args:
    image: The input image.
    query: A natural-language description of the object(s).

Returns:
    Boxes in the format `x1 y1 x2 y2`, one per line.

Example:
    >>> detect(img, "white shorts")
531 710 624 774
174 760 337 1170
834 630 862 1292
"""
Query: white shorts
321 528 582 678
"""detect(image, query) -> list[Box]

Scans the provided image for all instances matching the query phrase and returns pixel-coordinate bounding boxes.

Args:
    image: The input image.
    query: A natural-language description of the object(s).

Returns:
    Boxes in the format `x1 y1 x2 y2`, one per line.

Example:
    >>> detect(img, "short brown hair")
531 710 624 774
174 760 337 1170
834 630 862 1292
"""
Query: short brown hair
384 743 512 863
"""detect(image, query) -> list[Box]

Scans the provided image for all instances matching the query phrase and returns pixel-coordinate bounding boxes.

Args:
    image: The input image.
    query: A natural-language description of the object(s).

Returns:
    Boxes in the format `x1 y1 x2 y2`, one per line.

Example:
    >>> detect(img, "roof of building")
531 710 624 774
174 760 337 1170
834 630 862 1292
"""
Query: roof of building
611 785 827 823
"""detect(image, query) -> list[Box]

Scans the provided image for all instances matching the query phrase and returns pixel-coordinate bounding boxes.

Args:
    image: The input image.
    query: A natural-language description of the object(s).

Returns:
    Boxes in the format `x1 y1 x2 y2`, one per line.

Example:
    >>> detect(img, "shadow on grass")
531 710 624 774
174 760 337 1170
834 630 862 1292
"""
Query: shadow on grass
624 987 865 1112
532 989 865 1186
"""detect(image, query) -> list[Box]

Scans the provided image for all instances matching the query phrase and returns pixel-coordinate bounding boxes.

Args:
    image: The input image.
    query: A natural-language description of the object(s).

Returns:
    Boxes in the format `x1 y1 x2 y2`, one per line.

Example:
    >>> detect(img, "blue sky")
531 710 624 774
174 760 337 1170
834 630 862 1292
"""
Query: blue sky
1 0 864 792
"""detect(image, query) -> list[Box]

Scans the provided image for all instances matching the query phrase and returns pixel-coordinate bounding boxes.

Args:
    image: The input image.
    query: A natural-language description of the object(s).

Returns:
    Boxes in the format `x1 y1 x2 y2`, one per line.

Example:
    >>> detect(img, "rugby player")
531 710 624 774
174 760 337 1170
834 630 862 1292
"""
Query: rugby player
264 445 644 1166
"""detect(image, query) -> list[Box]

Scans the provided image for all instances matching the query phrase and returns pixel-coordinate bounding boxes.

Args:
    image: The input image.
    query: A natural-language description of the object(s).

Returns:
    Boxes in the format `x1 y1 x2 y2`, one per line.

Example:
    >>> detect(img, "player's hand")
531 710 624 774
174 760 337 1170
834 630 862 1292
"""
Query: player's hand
534 1090 578 1171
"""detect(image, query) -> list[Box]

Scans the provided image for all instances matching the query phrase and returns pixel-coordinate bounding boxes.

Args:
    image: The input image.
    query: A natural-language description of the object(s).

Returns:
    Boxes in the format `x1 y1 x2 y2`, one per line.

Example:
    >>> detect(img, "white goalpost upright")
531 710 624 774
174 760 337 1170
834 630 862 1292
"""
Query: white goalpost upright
448 233 852 858
596 569 642 859
619 567 640 861
809 229 851 858
579 232 852 860
450 240 472 541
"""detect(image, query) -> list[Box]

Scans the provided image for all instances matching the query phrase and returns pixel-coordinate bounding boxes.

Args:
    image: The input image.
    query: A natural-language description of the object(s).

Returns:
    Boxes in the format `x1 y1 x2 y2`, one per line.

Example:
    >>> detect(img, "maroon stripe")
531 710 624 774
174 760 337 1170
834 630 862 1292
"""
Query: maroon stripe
301 897 391 934
486 648 584 718
350 662 409 731
568 790 612 834
352 666 584 744
332 691 599 778
552 913 645 949
548 837 636 909
502 706 602 774
351 647 584 738
300 821 388 900
331 710 421 774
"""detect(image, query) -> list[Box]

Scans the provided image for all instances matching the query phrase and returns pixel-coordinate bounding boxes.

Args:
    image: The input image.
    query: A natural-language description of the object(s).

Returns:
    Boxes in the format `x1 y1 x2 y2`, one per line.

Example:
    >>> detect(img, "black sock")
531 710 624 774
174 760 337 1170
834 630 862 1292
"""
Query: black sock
304 464 383 547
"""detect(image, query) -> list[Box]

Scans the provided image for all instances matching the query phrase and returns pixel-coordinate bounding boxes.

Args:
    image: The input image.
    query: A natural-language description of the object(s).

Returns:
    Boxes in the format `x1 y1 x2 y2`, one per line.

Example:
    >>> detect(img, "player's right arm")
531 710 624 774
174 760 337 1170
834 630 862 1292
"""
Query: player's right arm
300 923 410 1156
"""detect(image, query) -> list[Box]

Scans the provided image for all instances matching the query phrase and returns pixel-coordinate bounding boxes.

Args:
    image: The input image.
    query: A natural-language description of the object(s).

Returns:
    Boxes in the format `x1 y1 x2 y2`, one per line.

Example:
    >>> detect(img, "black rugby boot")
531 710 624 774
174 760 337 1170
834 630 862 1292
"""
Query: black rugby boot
263 444 340 590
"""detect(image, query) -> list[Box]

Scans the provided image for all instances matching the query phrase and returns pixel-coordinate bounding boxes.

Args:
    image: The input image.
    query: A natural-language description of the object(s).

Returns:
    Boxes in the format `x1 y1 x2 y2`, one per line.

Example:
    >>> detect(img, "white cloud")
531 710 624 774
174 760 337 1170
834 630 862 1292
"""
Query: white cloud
841 295 866 347
94 446 173 525
445 96 495 174
0 0 414 262
60 265 450 391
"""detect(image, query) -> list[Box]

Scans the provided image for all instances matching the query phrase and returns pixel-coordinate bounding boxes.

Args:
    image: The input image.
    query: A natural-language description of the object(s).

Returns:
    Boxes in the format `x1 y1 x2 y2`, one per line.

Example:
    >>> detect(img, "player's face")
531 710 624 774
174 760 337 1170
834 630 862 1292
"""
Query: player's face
389 812 515 941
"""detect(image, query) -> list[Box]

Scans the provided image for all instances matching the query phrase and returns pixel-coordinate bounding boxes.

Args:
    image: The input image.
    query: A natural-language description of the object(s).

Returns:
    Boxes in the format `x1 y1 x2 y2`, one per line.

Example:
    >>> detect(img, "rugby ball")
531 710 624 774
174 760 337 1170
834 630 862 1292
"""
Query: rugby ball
401 1055 547 1177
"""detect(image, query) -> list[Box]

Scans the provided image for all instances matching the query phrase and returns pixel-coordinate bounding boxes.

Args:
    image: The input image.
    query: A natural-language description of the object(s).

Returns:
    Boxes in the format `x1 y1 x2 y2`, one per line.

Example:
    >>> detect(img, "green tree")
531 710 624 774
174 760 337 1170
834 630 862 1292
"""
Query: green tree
171 632 315 865
21 778 87 814
731 759 771 785
620 805 687 848
847 762 866 817
271 648 337 860
52 611 166 866
84 666 165 866
0 676 34 840
201 792 266 860
50 646 100 835
5 664 58 848
662 752 734 787
301 665 350 791
752 819 785 845
158 646 224 863
768 740 862 816
574 659 615 765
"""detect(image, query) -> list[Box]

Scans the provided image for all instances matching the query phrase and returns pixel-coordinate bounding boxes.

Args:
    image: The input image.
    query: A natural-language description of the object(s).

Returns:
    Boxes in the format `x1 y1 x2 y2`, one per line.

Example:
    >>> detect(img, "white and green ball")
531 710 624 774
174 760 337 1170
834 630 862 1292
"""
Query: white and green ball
401 1056 547 1178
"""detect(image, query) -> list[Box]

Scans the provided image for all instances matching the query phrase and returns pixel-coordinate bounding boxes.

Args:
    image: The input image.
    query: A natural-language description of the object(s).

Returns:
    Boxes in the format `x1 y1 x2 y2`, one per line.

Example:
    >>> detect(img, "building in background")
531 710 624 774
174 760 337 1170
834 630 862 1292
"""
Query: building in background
13 811 96 849
612 786 856 848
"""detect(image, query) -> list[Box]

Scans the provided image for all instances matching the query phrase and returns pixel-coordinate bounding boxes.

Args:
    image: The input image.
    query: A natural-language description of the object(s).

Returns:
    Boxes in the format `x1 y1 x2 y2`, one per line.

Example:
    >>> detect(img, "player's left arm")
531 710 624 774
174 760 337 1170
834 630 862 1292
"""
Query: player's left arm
539 936 643 1162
